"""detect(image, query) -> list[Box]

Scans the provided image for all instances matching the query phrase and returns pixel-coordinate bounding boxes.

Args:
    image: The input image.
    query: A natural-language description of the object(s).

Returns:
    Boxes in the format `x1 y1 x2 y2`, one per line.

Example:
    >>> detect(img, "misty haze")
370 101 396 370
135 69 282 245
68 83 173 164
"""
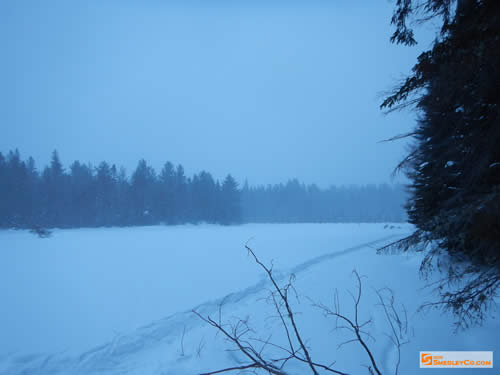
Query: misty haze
1 1 499 374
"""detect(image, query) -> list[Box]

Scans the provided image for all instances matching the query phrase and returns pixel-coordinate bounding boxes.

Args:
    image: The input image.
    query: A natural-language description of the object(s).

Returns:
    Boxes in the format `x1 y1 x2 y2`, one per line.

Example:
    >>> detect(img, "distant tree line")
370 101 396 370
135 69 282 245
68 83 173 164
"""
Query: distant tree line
0 149 241 227
242 180 406 223
0 149 406 229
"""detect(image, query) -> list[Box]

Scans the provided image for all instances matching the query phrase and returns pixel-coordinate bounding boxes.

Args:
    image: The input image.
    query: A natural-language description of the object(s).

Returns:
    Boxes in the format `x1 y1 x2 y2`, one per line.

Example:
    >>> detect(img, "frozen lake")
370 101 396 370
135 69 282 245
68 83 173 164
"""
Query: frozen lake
0 223 410 356
1 223 498 375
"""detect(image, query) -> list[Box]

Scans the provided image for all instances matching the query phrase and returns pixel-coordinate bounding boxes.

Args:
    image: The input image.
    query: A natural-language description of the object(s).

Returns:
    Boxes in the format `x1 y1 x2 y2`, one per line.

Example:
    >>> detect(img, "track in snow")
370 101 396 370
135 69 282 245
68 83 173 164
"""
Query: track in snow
0 234 404 375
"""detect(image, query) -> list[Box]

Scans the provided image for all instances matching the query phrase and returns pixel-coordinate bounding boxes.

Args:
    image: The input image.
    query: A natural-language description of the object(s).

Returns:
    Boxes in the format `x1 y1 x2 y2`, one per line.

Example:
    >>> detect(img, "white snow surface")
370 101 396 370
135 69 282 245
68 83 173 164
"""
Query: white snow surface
0 223 498 375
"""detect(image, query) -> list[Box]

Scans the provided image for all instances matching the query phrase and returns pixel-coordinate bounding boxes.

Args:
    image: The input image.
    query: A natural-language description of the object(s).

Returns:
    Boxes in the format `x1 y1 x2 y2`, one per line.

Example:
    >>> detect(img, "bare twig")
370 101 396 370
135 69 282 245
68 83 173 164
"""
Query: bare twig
197 336 205 358
180 324 186 357
375 288 410 375
315 271 382 375
194 247 410 375
192 309 287 375
193 246 350 375
245 245 321 375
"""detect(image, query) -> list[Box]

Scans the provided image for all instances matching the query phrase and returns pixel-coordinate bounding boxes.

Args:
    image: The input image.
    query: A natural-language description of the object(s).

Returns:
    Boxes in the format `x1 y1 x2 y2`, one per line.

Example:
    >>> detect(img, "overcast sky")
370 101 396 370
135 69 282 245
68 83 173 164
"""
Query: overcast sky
1 0 434 187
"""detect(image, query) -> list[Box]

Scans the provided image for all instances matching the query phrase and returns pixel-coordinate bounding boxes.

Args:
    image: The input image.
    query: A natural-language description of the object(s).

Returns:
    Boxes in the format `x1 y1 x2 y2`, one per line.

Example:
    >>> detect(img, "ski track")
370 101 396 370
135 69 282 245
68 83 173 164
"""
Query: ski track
0 234 405 375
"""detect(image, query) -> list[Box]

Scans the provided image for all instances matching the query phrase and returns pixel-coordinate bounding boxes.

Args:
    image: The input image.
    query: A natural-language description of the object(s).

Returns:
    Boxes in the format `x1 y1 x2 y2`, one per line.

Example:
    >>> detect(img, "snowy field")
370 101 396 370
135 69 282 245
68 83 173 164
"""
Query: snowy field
0 223 498 374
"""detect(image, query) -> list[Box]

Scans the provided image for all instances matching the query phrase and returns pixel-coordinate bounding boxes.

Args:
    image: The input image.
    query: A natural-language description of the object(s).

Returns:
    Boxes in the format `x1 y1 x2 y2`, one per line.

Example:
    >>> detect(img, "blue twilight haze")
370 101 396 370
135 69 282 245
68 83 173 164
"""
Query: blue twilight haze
1 0 434 186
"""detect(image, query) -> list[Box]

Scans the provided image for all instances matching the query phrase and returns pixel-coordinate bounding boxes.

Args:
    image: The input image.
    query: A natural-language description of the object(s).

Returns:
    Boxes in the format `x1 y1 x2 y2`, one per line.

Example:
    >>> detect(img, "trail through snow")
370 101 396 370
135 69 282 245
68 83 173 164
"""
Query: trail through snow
0 234 402 375
1 225 498 375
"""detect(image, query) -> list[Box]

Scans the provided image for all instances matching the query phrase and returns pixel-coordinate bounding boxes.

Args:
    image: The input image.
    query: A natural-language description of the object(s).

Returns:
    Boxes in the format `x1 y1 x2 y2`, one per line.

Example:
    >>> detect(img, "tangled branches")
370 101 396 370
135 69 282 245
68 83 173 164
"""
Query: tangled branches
193 246 409 375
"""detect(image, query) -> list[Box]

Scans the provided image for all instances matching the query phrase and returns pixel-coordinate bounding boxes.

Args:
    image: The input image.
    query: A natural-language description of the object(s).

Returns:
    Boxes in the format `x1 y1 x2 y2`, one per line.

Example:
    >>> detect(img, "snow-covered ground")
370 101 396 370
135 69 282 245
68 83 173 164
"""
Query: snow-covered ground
0 223 497 374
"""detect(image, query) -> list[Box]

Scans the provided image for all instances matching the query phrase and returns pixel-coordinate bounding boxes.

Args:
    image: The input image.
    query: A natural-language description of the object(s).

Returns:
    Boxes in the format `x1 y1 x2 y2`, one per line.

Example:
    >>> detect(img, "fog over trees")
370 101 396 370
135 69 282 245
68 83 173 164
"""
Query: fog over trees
0 149 406 229
242 180 405 223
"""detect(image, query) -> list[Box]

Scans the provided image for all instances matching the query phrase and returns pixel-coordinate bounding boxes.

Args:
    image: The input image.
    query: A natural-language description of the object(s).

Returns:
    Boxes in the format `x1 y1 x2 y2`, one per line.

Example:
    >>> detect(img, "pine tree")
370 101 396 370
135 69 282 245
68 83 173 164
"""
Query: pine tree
191 171 217 223
173 164 188 223
69 161 95 227
115 166 130 225
130 159 157 224
158 162 176 223
95 161 115 226
41 150 68 227
220 174 241 225
382 0 500 327
0 152 6 226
